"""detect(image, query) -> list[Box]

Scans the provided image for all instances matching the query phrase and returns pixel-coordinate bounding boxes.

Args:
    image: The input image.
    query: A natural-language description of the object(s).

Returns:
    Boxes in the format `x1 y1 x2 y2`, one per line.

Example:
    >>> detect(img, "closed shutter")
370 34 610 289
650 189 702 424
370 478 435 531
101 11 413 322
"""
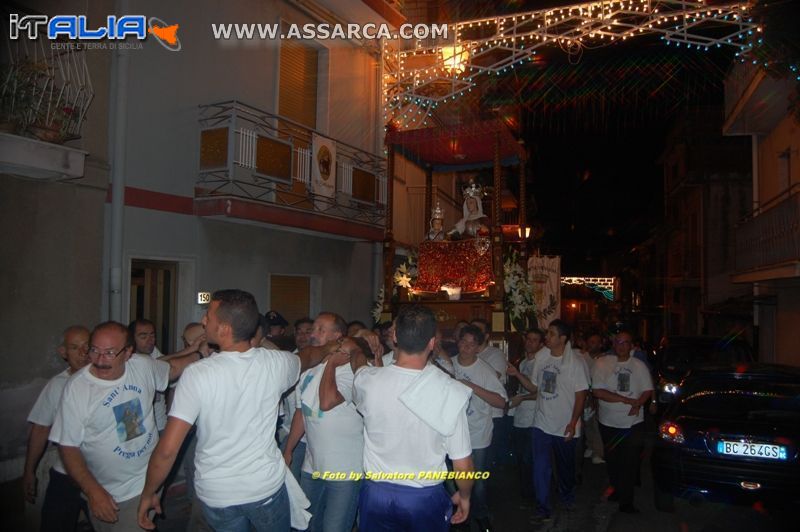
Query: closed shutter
270 275 311 327
279 40 318 132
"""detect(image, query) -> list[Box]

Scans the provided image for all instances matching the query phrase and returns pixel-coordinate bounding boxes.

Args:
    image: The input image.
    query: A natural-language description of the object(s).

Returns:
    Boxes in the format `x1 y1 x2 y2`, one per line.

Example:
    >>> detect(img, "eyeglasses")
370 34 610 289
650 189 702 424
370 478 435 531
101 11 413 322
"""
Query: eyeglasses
88 346 128 359
615 340 632 345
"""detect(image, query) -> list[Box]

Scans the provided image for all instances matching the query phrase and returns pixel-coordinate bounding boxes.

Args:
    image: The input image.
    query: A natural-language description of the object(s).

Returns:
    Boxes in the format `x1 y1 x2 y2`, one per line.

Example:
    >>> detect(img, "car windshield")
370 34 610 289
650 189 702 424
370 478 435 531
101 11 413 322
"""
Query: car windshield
680 383 800 422
661 340 752 372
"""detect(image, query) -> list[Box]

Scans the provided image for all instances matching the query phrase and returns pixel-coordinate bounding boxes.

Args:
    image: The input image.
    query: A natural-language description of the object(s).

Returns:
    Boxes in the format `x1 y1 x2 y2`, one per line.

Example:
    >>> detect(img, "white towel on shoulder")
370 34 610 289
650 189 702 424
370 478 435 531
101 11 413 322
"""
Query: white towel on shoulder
285 463 311 529
399 363 472 437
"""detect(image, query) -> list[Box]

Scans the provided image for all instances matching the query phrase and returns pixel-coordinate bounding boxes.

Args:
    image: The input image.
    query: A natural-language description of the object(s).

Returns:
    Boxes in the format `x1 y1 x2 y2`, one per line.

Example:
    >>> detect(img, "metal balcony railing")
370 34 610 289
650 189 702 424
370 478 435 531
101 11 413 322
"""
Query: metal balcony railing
197 100 387 229
735 187 800 273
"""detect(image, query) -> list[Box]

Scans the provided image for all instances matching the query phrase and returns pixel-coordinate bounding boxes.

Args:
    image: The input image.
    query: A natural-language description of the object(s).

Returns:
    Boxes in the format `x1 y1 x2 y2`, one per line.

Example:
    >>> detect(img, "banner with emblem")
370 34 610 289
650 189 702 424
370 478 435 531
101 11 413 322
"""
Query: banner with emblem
312 133 336 211
528 255 561 329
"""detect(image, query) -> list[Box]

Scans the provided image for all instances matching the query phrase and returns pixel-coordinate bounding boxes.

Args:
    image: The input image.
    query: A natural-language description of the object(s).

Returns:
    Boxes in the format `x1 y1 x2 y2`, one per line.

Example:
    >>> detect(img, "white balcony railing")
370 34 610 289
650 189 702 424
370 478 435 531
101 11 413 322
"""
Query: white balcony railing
197 100 386 229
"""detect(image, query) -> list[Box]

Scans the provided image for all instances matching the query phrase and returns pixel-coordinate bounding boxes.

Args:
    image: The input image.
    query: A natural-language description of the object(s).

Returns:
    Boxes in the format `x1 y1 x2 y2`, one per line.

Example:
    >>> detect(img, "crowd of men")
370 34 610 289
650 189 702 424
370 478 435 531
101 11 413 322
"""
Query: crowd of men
24 290 653 532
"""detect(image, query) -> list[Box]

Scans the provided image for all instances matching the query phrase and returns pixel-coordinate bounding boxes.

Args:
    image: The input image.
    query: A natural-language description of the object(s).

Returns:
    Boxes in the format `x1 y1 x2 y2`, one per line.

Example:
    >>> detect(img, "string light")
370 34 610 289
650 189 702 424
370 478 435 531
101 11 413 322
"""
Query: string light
386 0 758 130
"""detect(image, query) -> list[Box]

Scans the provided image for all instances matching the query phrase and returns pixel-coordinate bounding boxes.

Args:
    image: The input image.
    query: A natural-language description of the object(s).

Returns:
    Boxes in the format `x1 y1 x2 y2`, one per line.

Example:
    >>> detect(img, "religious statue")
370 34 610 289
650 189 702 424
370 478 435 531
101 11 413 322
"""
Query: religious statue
448 182 490 239
426 202 445 241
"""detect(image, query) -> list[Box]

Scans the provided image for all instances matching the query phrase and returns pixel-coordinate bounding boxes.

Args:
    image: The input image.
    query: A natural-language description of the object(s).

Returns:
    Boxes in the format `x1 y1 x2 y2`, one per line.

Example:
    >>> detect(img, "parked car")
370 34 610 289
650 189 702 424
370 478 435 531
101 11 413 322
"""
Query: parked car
654 336 753 413
652 363 800 511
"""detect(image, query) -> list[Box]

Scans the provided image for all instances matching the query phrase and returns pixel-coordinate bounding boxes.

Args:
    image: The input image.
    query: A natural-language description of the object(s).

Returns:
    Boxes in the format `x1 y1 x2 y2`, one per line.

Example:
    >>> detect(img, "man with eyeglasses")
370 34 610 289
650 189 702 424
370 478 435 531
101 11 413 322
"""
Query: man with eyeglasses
23 325 91 532
48 321 200 531
591 330 653 514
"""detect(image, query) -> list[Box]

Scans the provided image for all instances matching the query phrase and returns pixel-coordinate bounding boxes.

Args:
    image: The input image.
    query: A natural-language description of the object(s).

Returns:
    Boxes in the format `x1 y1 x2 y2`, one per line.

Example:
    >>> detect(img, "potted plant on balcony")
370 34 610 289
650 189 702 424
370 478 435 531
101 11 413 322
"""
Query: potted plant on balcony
28 103 78 144
0 64 32 134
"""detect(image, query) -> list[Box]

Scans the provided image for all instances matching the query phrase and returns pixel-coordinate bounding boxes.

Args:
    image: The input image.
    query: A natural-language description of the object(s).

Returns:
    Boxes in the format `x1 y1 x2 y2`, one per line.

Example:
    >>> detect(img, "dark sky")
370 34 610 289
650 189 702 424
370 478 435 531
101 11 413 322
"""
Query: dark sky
527 127 666 274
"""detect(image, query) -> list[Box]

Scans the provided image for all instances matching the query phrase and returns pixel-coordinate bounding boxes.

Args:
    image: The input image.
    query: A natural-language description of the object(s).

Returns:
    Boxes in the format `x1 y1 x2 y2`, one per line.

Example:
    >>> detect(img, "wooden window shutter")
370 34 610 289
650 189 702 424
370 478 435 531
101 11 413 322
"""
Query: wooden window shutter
279 40 318 132
270 275 311 326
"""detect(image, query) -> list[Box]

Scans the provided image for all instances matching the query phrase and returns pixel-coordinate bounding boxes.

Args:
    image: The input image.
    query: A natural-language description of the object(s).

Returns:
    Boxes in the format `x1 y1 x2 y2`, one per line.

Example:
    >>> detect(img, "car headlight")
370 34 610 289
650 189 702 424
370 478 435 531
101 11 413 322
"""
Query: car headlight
662 382 678 394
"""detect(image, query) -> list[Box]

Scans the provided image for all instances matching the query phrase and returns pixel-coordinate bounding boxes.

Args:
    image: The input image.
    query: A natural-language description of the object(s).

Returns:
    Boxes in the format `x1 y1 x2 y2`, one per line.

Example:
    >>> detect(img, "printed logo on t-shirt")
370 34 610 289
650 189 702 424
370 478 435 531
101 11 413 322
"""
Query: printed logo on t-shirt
113 398 146 442
299 372 324 418
542 370 557 394
617 372 631 393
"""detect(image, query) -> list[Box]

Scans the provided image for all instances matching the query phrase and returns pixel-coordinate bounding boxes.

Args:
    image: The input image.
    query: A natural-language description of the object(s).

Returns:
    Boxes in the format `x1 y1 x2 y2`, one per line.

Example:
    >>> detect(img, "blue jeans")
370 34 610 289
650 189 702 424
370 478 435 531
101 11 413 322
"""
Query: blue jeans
200 484 290 532
358 480 452 532
532 427 577 517
300 472 360 532
471 446 491 519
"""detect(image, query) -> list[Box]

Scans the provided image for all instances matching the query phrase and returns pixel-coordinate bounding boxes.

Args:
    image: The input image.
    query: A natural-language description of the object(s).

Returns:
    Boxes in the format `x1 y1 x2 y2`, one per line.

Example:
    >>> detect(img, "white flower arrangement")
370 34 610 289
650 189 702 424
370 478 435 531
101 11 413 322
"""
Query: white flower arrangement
372 287 384 325
504 250 535 330
392 253 418 291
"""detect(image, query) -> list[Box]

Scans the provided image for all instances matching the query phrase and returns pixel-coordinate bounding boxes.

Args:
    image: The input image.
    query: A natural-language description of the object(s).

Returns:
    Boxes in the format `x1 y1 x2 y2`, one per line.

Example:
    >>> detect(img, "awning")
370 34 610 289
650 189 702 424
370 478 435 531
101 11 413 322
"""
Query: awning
386 119 524 171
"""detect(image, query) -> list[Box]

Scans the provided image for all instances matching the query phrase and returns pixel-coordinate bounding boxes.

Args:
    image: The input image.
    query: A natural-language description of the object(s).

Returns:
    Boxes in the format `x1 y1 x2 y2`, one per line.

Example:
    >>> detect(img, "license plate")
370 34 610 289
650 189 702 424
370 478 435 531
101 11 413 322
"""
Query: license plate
717 440 787 460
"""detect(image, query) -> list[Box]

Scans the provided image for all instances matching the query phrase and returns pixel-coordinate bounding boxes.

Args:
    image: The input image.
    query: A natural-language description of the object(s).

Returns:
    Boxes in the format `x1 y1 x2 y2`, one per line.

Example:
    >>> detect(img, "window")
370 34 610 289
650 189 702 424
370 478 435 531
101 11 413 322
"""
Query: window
279 39 318 133
270 275 311 326
778 148 790 193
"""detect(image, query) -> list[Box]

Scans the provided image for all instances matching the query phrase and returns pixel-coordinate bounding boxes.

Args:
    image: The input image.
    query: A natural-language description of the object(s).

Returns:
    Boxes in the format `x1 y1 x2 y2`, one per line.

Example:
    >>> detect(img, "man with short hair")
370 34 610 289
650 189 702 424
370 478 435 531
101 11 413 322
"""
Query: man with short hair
282 312 363 532
137 290 324 531
453 325 507 531
509 329 546 501
24 326 91 532
510 319 590 523
470 319 510 466
583 333 606 464
592 330 653 514
346 305 474 531
50 321 198 532
293 318 314 351
129 320 168 433
277 318 314 477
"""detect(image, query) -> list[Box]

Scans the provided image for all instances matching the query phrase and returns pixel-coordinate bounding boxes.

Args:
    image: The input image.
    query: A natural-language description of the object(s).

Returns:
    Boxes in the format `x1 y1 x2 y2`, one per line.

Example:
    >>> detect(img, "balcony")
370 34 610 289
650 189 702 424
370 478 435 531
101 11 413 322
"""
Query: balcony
723 61 795 136
195 100 386 241
732 187 800 282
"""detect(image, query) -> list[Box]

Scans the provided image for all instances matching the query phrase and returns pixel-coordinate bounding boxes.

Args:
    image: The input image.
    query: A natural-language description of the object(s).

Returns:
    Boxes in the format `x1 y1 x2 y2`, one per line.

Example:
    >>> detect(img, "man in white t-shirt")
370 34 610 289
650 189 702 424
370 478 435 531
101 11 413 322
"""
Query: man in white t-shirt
509 319 589 523
137 290 328 531
509 328 546 501
49 321 199 532
583 333 607 464
279 317 314 483
282 312 362 532
471 319 510 468
591 330 653 514
453 325 507 531
347 305 474 531
129 320 167 433
24 325 91 532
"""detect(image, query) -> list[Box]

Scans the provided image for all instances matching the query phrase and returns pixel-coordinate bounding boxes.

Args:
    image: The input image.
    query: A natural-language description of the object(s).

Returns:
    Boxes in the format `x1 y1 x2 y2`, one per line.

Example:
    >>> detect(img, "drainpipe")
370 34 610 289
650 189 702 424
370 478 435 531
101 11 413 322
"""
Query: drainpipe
751 134 760 357
108 0 130 321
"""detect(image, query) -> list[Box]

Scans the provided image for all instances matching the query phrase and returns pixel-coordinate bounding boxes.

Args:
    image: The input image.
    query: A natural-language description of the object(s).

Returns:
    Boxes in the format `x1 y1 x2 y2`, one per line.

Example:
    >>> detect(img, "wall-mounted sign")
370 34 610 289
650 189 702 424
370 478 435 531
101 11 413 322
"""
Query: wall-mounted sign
197 291 211 305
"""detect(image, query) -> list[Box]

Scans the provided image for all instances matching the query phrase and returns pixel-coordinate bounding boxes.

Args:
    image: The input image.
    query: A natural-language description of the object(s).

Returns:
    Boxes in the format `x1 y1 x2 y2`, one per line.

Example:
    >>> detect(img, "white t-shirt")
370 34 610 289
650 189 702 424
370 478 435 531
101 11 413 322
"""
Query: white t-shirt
170 347 299 507
50 355 169 502
591 355 654 429
147 347 167 431
353 364 471 487
433 354 455 375
512 354 539 429
298 362 364 476
28 369 71 474
531 350 590 438
478 345 507 418
452 357 507 449
381 351 395 367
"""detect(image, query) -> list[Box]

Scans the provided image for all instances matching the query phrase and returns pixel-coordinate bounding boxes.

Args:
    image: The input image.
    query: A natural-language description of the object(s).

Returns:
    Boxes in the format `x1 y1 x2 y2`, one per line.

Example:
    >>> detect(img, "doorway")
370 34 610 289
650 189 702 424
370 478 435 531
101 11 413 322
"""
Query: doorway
130 260 177 353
